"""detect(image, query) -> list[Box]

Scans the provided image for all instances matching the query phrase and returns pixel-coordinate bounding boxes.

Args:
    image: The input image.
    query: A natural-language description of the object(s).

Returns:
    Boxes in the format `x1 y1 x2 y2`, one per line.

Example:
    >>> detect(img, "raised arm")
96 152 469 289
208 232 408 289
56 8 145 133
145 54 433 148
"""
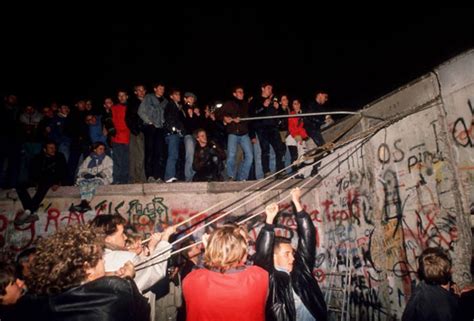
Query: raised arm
292 188 316 270
254 203 279 271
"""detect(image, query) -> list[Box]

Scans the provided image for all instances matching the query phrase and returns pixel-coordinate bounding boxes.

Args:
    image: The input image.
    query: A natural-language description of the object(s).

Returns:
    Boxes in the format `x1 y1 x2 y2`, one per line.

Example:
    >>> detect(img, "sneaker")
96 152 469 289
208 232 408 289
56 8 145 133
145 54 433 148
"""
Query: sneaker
147 177 156 183
14 210 39 226
165 177 178 183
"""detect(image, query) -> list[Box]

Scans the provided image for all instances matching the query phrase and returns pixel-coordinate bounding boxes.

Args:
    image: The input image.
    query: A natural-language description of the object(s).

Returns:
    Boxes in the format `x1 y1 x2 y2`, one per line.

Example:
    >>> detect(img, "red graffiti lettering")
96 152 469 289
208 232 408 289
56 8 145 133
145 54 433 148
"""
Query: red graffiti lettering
61 210 85 226
11 212 35 251
45 208 61 232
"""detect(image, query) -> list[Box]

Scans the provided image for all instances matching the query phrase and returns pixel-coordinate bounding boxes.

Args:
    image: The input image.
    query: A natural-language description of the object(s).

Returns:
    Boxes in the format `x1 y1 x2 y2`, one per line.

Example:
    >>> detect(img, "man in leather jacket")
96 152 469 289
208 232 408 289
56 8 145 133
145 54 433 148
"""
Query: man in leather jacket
255 188 327 321
192 128 226 182
25 224 150 321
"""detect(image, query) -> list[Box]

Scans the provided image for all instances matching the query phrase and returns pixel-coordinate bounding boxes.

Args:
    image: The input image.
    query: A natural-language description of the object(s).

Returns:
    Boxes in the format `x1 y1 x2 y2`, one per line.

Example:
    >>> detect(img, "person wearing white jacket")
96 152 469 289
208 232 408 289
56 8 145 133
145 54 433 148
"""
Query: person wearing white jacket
72 142 113 212
90 214 175 321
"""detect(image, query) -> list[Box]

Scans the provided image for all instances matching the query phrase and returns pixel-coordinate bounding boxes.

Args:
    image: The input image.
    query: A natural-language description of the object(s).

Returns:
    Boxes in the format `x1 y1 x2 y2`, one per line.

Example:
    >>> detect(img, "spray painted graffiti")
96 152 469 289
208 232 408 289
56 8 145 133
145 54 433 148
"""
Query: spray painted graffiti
0 78 472 321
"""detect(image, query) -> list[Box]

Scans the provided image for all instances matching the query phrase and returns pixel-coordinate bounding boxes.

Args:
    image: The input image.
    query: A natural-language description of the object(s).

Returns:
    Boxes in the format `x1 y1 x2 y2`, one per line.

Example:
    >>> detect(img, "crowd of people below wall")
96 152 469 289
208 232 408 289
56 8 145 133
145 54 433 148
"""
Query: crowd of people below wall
0 187 473 320
1 82 338 225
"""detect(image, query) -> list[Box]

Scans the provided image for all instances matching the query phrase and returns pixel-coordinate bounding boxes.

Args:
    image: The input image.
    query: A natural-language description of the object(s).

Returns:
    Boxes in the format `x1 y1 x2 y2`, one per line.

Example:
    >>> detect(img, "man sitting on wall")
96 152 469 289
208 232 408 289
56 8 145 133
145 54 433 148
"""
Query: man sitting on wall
192 128 226 182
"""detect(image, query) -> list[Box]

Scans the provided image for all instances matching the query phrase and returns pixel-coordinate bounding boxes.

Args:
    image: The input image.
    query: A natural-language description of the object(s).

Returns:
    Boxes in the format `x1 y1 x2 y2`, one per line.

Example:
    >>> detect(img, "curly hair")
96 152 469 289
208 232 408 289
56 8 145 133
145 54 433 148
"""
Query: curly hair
204 225 248 273
27 225 104 295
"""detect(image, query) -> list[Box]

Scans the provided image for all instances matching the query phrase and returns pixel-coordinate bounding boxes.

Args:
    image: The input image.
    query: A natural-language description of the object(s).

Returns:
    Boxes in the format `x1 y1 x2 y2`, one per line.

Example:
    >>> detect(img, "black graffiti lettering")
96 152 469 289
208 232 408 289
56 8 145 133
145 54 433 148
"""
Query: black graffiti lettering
407 155 419 174
431 120 441 154
451 99 474 147
392 139 405 162
452 117 473 147
377 143 390 164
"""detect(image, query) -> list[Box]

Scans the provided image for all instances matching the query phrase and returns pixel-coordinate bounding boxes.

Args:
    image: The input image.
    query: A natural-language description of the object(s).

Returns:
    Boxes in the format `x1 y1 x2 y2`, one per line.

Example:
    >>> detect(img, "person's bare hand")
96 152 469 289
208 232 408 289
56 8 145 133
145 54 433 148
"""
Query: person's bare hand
148 232 163 251
291 187 302 203
265 202 279 224
117 261 135 279
234 117 240 123
202 233 210 249
162 225 176 242
51 185 60 192
291 188 303 212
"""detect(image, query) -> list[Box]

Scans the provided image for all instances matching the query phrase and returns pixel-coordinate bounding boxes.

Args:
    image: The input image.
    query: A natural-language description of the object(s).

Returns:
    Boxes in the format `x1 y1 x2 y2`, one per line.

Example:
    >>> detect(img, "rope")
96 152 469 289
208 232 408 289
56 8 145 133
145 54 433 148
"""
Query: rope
136 133 375 271
134 99 445 286
135 131 377 272
135 114 375 270
238 111 359 122
140 158 303 244
135 166 305 269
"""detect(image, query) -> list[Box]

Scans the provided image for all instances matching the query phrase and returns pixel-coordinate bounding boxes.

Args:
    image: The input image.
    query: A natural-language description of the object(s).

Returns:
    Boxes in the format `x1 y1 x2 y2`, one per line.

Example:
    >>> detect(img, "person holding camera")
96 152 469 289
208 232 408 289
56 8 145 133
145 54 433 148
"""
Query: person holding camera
192 128 226 182
71 141 113 212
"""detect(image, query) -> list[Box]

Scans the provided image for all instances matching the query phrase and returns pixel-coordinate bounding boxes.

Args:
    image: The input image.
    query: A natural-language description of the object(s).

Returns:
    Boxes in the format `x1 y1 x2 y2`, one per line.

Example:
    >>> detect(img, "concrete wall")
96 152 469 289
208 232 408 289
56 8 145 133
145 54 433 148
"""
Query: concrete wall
1 50 473 320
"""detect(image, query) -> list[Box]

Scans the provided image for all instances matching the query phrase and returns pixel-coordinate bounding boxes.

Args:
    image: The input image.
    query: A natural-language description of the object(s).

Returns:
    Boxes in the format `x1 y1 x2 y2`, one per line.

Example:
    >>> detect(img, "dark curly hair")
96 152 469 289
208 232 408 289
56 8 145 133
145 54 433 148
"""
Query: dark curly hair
27 225 104 295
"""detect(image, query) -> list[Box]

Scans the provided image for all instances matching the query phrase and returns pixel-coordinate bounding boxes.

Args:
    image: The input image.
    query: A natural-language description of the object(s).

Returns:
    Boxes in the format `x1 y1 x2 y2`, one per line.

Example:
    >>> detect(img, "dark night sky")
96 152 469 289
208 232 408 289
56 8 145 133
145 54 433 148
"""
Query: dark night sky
1 7 473 109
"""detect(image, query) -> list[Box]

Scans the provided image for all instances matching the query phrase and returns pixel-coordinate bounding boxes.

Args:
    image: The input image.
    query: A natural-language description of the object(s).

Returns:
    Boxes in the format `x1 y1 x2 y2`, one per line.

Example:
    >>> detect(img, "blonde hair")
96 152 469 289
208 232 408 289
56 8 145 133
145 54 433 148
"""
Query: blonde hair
204 225 248 273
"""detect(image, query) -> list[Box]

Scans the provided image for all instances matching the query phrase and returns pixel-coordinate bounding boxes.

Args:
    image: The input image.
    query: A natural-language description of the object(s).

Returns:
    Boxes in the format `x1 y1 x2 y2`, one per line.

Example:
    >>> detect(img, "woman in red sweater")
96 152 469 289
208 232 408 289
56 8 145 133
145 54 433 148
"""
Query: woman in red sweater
183 225 268 321
286 98 309 171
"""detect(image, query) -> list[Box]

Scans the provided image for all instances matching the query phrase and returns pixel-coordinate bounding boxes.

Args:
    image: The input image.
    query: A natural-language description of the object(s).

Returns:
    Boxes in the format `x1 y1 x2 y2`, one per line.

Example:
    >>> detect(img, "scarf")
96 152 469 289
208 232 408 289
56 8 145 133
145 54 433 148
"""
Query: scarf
87 152 106 169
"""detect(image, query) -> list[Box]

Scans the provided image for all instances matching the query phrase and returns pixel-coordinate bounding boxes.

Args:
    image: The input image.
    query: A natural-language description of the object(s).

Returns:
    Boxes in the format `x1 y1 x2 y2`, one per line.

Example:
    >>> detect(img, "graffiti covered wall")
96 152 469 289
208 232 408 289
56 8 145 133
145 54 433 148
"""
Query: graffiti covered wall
0 51 472 320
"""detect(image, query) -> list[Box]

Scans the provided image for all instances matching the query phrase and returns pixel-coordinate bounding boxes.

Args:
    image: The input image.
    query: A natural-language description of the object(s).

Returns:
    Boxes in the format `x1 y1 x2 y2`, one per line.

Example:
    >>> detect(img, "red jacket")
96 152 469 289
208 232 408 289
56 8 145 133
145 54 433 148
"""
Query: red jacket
183 265 268 321
288 111 308 140
111 104 130 144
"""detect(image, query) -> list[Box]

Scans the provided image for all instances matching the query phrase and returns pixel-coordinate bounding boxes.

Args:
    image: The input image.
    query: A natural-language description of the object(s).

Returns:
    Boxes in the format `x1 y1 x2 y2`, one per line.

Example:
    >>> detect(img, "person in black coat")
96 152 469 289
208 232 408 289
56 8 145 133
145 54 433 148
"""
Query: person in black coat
14 140 67 226
402 247 459 321
255 188 327 321
192 129 226 182
25 224 150 321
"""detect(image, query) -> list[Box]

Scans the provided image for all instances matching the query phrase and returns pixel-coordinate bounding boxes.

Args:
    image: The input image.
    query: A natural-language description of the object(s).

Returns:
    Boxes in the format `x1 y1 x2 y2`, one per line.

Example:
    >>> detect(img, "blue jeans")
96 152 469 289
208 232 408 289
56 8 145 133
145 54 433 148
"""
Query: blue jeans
165 134 181 181
112 143 129 184
58 141 71 162
227 134 253 181
253 135 276 179
184 135 196 182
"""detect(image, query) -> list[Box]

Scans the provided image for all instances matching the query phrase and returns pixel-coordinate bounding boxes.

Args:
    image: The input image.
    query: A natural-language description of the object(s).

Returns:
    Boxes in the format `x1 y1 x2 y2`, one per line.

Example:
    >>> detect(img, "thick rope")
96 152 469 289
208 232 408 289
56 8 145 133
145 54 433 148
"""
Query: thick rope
135 106 419 270
135 132 375 271
134 101 444 271
238 111 359 122
135 121 372 269
135 122 384 272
